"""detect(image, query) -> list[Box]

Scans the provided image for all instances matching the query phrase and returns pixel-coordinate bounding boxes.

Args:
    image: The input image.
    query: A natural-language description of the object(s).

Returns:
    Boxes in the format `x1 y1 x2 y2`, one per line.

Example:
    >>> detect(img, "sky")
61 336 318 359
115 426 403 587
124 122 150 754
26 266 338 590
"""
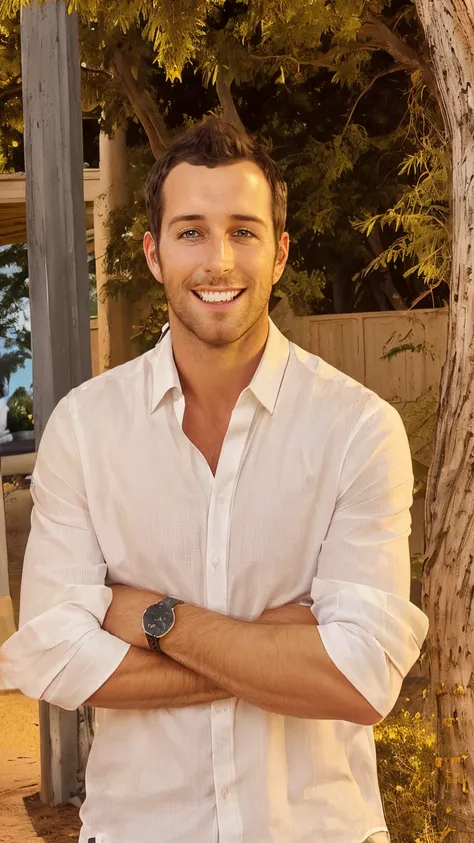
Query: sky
9 357 32 394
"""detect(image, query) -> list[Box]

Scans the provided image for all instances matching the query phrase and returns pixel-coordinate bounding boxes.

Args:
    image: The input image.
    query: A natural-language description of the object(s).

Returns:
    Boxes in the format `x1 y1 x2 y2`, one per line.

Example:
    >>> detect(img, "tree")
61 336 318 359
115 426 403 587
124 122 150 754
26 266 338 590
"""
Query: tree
411 2 474 840
0 1 451 336
0 16 22 171
0 243 30 389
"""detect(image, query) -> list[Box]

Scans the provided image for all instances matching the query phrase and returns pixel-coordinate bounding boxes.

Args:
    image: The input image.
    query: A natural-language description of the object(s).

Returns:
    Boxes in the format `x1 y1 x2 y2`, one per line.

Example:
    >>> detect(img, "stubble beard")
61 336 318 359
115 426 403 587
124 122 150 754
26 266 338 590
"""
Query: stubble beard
161 268 274 350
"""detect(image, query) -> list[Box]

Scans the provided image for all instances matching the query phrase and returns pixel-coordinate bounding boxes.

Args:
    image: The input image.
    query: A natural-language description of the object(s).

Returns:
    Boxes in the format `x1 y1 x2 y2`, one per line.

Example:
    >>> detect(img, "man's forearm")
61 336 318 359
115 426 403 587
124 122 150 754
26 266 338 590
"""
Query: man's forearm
102 585 379 723
160 605 380 725
83 645 229 710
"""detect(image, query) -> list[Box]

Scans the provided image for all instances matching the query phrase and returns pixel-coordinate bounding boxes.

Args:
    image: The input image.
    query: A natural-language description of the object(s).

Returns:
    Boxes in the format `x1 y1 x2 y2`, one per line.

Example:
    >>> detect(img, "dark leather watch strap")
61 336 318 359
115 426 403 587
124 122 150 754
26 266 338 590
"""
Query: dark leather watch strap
145 632 163 653
162 596 183 611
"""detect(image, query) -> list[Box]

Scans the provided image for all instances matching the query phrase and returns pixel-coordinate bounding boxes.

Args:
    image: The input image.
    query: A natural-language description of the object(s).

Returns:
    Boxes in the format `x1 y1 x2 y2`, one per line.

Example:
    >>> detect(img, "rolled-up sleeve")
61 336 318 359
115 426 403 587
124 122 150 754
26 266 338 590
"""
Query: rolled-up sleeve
311 399 429 722
0 393 130 710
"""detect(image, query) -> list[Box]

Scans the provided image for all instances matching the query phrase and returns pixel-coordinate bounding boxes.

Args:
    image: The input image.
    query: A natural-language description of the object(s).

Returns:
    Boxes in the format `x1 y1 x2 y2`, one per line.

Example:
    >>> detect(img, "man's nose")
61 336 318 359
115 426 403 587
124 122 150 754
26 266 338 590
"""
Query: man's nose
203 236 235 277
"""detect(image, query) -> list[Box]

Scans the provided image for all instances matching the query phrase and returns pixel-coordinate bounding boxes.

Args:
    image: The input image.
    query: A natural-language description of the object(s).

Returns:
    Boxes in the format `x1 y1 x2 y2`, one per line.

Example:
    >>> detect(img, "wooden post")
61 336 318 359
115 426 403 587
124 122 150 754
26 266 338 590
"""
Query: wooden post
94 126 133 372
21 0 92 806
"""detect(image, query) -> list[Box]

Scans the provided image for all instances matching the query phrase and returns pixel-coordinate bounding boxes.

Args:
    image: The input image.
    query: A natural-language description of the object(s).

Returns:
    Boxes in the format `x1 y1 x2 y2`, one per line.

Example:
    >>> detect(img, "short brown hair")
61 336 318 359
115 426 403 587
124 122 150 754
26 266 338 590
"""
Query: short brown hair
145 118 287 245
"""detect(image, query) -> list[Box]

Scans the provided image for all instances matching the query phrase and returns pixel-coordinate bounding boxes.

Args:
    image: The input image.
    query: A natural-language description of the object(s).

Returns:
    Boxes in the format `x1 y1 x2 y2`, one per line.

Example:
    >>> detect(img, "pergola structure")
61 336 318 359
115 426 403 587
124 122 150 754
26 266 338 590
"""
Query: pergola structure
0 0 137 807
0 138 135 374
0 169 98 247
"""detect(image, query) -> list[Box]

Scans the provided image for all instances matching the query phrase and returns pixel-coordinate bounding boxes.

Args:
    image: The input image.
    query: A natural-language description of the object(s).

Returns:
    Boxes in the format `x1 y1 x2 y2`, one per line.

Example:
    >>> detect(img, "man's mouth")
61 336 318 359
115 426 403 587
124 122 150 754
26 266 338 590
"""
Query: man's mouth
192 289 245 304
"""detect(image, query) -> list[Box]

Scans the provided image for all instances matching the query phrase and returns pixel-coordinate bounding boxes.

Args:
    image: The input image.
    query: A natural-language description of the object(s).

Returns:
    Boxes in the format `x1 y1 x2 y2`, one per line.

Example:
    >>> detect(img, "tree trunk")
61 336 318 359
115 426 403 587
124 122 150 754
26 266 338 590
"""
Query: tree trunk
111 49 170 160
216 72 247 134
367 224 408 310
416 2 474 839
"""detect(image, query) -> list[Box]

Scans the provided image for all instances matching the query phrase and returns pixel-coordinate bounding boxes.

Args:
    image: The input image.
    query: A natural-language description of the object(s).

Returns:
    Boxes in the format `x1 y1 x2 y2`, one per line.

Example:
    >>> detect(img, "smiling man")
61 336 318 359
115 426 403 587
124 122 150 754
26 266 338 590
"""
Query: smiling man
0 119 428 843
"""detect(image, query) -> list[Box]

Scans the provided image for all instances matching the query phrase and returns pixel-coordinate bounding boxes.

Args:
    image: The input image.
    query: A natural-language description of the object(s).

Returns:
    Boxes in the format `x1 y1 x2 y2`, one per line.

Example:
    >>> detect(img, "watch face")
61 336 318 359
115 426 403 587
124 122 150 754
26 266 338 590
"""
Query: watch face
143 603 175 639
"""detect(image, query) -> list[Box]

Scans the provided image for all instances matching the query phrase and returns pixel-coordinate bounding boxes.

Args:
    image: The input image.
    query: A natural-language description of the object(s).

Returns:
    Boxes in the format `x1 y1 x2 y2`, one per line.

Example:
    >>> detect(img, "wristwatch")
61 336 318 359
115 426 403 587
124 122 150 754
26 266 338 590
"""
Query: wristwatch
142 596 183 652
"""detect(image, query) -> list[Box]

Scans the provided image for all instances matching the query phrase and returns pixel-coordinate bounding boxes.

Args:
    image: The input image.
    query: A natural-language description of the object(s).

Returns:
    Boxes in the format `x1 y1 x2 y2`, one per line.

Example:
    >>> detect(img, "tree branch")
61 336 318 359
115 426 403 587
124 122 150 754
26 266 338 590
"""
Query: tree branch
342 62 407 134
251 45 378 73
80 65 114 80
215 71 247 133
111 48 171 160
0 84 22 103
360 16 437 93
252 17 436 94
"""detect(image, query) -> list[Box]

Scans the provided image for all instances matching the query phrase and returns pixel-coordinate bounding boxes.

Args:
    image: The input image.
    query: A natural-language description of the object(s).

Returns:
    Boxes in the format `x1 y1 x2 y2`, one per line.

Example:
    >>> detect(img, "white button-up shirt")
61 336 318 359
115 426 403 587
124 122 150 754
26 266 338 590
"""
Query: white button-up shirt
0 319 428 843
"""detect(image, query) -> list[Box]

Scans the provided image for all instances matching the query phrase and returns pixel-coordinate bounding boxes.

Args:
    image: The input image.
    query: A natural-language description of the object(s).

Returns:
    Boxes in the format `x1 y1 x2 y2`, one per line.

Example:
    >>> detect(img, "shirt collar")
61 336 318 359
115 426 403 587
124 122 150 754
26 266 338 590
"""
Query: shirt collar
149 317 290 416
246 318 290 414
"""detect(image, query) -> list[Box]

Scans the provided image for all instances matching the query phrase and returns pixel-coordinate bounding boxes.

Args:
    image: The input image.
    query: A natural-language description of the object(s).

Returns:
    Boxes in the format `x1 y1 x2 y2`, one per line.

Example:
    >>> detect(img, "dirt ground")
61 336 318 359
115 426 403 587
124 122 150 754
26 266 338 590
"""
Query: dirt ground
0 690 81 842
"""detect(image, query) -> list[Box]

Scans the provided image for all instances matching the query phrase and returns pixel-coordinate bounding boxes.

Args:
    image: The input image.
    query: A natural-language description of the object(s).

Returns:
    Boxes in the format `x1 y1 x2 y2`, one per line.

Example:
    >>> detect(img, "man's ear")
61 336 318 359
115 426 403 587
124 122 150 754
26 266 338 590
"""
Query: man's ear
143 231 162 284
272 232 290 285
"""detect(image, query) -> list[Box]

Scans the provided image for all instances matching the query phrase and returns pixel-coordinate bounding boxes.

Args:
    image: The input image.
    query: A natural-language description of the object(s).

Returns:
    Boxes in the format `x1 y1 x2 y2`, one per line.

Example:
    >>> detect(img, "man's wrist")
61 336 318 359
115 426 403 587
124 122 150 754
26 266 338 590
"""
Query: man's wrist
104 585 164 649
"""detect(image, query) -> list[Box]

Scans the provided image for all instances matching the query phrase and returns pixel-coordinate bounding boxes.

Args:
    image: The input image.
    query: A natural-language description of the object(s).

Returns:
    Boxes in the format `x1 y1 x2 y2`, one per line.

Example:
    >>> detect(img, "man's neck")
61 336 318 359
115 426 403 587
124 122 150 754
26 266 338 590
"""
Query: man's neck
169 313 269 417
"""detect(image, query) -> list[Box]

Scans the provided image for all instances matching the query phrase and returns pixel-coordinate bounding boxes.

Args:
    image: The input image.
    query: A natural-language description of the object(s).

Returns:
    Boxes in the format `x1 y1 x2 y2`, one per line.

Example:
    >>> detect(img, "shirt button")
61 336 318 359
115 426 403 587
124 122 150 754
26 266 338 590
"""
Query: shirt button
211 556 221 568
217 496 226 505
221 786 230 799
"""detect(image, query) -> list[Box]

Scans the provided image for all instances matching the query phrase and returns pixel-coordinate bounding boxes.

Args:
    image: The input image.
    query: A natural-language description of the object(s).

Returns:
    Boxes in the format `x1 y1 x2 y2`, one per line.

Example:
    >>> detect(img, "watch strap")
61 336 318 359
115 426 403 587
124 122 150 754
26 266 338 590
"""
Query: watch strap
161 596 183 611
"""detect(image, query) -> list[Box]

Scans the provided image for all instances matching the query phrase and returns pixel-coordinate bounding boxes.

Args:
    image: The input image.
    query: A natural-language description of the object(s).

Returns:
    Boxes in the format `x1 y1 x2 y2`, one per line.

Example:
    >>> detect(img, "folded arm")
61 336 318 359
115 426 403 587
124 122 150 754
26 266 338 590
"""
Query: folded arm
308 401 429 722
83 646 229 710
102 585 378 724
103 401 429 726
161 604 378 723
0 395 225 712
87 599 318 710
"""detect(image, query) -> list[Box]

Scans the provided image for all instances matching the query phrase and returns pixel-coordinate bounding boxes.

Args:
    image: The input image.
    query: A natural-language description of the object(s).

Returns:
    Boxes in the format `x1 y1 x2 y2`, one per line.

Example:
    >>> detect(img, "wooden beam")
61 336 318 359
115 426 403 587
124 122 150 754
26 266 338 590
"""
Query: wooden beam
94 126 134 371
0 171 101 204
21 0 92 807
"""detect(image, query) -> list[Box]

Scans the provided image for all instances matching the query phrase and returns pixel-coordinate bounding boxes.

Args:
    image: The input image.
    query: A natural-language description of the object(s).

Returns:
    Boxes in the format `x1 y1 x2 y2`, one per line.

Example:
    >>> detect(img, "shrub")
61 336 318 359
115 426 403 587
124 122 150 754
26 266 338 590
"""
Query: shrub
375 710 450 843
6 387 34 432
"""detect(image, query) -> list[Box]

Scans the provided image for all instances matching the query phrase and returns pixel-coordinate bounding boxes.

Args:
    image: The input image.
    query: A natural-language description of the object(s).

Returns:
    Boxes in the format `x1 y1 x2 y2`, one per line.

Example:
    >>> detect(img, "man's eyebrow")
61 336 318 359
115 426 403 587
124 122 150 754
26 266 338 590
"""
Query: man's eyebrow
231 214 267 227
167 213 268 228
168 214 205 228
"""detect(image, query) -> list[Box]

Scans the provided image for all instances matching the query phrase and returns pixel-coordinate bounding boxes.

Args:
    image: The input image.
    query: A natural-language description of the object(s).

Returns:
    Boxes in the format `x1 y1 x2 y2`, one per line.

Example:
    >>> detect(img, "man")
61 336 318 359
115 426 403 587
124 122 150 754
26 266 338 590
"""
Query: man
0 119 428 843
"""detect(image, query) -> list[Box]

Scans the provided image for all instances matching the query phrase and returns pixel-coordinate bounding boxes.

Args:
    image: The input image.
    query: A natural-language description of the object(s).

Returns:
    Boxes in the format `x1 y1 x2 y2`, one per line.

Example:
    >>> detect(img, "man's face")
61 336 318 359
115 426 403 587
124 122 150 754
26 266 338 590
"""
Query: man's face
143 161 289 347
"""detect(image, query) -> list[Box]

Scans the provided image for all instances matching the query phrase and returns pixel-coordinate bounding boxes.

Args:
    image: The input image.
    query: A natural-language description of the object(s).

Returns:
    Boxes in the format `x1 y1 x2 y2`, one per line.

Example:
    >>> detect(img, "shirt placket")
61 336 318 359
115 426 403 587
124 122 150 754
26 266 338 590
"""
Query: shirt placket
205 392 257 843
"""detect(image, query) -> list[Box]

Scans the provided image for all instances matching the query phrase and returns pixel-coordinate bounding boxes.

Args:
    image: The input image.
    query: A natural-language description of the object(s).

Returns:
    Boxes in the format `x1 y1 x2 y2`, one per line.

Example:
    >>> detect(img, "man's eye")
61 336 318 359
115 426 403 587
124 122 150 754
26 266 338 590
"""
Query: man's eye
179 229 201 239
235 229 254 238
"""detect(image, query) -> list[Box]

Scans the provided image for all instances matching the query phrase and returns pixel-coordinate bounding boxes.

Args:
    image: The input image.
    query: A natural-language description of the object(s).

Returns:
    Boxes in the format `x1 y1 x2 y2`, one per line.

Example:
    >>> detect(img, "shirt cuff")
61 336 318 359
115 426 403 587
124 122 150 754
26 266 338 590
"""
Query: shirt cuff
41 629 130 710
1 622 130 710
311 577 429 719
318 622 396 719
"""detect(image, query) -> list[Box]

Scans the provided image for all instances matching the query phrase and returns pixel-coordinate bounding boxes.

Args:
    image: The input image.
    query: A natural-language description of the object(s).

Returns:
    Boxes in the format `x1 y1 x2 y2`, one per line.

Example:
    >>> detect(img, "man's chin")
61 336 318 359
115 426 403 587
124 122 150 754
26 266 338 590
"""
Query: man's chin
191 324 244 348
169 302 268 348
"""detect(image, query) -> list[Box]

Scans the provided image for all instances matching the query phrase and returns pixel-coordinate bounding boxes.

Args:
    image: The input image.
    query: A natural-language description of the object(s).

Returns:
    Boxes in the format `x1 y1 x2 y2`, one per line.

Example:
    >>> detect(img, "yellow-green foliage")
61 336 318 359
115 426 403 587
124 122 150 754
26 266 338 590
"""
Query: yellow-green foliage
354 75 450 304
375 710 450 843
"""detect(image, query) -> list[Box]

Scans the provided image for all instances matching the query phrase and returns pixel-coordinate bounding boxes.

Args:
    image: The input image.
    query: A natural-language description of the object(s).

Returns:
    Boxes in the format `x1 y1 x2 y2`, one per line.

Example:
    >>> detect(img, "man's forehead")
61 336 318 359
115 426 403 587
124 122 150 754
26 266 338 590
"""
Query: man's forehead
162 160 272 218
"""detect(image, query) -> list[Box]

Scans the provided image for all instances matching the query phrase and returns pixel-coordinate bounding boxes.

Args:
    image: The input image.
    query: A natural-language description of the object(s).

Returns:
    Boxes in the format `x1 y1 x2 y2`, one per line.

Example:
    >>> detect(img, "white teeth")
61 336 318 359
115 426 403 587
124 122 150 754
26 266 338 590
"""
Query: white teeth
195 290 242 303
